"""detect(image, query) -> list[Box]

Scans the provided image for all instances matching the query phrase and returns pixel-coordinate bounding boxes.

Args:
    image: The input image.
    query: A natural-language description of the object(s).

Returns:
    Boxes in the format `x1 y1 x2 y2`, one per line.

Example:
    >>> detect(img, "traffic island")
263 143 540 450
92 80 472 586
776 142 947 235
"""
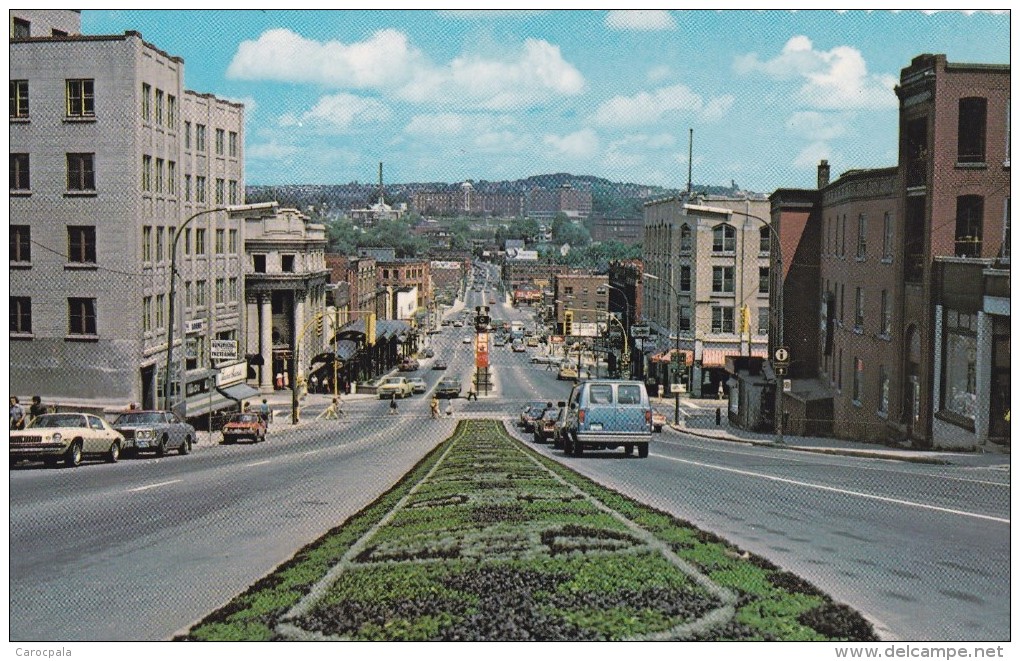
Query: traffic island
178 420 878 642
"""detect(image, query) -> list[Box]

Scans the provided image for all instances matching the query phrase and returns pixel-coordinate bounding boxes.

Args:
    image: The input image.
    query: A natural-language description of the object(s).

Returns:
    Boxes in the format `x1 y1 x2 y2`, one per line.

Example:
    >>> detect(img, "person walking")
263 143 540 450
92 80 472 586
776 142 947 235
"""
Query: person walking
445 400 453 417
259 398 271 424
430 396 440 419
28 395 47 423
309 374 318 394
388 397 398 415
323 397 340 420
10 396 26 430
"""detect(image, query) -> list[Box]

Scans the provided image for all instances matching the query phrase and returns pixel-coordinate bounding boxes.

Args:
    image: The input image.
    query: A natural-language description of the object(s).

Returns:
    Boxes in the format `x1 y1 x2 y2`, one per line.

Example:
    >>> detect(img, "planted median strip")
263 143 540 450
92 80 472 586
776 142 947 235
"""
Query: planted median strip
180 420 877 642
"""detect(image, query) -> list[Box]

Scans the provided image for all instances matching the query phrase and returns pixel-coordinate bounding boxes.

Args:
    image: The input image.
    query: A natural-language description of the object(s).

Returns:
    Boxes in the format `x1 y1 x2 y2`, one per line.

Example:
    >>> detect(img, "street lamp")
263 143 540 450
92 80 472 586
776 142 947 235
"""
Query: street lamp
600 283 632 377
641 272 684 425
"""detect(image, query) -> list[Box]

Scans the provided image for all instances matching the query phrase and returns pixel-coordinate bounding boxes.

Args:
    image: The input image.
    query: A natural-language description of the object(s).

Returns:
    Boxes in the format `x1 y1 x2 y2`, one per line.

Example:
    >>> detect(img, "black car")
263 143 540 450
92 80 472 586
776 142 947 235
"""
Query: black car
436 377 461 398
433 360 448 370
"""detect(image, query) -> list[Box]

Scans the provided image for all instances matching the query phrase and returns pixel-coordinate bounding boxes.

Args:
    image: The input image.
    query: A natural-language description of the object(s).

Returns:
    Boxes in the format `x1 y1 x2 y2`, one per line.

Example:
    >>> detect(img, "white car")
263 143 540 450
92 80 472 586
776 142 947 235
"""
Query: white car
10 412 125 467
462 336 473 344
377 377 414 399
407 377 427 394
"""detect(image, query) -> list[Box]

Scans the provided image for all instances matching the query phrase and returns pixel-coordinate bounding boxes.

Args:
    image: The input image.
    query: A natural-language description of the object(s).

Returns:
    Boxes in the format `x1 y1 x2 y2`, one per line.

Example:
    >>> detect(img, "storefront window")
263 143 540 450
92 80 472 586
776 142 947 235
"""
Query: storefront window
944 330 977 420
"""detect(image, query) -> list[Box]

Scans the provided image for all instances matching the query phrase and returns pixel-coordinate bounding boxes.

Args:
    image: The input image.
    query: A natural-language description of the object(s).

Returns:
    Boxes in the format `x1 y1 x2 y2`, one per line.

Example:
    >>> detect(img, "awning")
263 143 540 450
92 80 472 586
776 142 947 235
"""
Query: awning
701 347 767 367
183 390 236 418
651 348 691 364
217 382 261 403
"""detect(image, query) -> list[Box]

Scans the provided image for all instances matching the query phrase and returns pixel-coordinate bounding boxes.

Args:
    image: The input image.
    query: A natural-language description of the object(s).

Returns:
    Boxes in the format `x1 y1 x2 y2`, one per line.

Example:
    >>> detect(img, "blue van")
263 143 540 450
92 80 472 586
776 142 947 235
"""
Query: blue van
561 379 653 458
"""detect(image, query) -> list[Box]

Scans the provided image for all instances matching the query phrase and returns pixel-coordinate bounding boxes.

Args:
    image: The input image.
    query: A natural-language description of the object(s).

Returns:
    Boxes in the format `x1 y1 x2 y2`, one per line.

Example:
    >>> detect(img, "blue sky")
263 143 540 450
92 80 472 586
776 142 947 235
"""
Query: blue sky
83 9 1010 192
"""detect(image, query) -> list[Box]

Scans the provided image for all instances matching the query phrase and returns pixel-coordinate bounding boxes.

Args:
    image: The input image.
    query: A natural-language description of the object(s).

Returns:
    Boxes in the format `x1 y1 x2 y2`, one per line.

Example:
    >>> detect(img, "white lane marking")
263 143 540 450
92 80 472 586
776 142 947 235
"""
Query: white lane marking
650 453 1010 525
246 459 272 467
126 479 182 493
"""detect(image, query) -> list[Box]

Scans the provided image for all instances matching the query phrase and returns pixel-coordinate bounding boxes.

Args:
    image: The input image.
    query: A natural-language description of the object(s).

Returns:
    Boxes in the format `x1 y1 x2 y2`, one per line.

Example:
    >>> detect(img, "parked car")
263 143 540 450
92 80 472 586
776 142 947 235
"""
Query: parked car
112 410 196 456
519 401 551 433
561 379 652 458
10 412 125 467
221 412 268 444
407 377 427 394
552 405 569 449
398 358 420 372
652 410 667 433
432 360 448 370
436 377 462 398
557 364 579 381
378 376 414 399
512 342 526 352
533 407 561 443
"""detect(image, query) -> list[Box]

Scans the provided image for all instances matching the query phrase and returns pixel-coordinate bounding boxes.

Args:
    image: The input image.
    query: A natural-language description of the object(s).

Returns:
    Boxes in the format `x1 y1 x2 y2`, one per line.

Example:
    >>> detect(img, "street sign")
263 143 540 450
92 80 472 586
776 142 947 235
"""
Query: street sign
773 346 790 364
630 324 651 338
775 366 788 376
783 379 792 392
670 383 684 394
211 339 238 361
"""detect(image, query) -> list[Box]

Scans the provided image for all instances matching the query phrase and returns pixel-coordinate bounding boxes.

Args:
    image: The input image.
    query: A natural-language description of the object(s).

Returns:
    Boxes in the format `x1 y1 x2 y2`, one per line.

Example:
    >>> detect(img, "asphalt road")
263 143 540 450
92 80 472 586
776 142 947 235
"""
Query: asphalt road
9 286 1010 642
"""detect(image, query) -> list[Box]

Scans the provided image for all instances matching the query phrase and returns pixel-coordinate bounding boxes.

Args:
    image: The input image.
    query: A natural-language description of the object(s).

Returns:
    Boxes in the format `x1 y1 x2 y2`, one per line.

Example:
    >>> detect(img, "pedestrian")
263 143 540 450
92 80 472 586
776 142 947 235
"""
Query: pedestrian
430 396 440 419
310 374 318 394
275 373 284 390
445 400 453 417
322 376 330 395
389 397 398 415
323 397 340 420
467 388 477 401
715 407 722 426
28 395 47 422
260 398 271 424
9 396 26 430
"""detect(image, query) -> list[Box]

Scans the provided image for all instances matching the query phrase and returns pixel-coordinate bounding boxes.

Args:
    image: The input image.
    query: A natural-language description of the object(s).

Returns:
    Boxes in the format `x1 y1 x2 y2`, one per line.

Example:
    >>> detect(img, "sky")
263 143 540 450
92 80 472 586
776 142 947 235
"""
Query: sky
82 8 1011 193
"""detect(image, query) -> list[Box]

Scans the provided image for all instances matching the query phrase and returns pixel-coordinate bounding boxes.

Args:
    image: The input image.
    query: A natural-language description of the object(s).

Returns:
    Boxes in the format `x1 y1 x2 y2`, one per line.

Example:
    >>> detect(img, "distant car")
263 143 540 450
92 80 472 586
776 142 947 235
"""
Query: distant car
552 405 569 449
433 360 448 370
398 358 420 372
512 342 526 352
462 336 473 344
453 320 464 328
557 364 579 381
423 348 435 358
518 401 550 432
533 407 561 443
407 377 427 394
531 354 557 364
112 410 196 456
378 376 414 399
10 412 125 467
436 377 462 398
489 299 496 305
221 412 268 444
652 411 667 433
494 338 507 347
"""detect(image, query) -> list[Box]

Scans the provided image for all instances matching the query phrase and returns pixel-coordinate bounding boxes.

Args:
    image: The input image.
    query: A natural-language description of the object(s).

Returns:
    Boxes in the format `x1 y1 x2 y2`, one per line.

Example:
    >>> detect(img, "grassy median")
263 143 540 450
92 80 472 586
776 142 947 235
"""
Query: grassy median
179 420 877 642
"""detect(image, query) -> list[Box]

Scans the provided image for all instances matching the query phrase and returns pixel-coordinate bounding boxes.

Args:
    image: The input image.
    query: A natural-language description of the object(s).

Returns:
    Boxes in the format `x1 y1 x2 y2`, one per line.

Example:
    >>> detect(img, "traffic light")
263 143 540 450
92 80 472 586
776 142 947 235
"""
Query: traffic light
475 313 491 332
563 310 573 336
315 312 323 336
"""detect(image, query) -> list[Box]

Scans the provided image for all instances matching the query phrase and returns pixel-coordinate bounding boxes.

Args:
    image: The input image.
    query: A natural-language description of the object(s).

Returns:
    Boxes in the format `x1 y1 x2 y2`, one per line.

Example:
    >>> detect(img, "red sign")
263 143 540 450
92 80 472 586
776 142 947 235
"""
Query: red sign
549 335 564 344
475 332 489 368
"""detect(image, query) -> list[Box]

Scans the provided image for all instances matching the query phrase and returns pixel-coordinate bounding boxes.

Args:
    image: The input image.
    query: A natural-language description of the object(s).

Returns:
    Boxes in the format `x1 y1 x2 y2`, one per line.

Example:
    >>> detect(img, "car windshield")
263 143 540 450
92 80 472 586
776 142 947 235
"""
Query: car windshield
384 378 402 385
232 414 261 423
114 412 164 425
28 413 88 429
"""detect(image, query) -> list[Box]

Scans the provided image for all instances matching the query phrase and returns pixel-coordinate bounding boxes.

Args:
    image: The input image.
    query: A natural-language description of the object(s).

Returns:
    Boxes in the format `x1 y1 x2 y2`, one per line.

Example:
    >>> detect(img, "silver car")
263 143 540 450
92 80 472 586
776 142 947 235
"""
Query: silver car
112 410 196 457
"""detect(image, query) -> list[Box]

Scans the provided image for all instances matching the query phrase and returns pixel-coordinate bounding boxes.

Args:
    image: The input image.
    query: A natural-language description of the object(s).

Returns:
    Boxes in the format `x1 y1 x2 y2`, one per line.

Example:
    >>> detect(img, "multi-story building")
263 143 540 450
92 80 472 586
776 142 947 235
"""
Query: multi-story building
375 258 431 319
591 216 644 245
527 184 593 219
10 11 253 417
554 273 609 337
325 254 378 319
642 196 772 397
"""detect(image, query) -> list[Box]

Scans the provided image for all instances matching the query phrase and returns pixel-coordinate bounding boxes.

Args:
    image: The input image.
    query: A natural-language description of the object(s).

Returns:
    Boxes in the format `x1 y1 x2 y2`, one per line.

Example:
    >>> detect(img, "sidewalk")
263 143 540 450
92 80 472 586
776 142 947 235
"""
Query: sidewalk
653 401 1010 469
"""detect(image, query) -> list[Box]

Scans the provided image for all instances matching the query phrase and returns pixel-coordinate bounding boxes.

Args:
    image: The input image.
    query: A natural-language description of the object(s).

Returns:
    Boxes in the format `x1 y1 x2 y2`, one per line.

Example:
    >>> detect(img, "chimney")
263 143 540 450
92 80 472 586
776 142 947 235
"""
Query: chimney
817 160 830 189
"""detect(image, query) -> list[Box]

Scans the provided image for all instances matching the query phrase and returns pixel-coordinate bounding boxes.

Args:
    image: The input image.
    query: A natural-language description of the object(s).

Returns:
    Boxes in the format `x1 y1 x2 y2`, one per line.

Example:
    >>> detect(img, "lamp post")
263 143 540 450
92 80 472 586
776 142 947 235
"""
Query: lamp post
726 208 784 445
642 272 684 424
164 206 230 413
601 283 632 377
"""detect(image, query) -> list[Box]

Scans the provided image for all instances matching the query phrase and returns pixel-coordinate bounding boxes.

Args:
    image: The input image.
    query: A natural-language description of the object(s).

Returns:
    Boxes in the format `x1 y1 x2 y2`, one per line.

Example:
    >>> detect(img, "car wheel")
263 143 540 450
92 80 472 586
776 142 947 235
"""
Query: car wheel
179 437 192 455
533 431 541 443
107 441 120 463
573 440 584 457
156 436 169 457
638 444 649 458
624 444 633 456
65 440 83 468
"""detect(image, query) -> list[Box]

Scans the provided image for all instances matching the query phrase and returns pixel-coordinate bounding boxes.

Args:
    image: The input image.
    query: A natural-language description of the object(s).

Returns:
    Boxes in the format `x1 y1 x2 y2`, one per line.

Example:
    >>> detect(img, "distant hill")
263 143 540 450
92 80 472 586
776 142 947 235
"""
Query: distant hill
246 174 760 219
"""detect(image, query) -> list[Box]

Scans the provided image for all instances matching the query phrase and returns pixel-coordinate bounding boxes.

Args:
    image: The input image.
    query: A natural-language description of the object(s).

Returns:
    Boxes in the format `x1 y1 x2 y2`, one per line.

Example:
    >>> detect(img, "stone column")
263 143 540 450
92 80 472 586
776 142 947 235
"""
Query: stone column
294 292 306 381
260 294 273 391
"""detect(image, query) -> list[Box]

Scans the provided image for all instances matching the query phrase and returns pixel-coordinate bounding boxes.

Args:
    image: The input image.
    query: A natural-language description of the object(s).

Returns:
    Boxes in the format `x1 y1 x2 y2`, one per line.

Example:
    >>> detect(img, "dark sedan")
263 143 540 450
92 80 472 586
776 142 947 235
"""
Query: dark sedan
112 410 196 457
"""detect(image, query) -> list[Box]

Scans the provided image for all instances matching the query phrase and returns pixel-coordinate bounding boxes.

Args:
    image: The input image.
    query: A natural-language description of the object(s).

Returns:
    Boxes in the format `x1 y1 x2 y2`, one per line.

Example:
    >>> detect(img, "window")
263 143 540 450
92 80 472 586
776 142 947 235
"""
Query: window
712 306 734 333
167 161 176 195
839 283 845 324
853 357 863 403
957 97 987 164
943 311 977 420
196 176 206 203
155 89 164 125
854 287 864 330
10 225 30 263
678 305 691 332
282 255 296 273
68 298 97 335
66 153 95 190
10 297 32 333
215 178 225 204
215 128 225 155
10 153 30 190
856 214 867 259
10 80 29 118
195 228 206 255
141 83 151 121
195 281 207 307
215 279 225 304
228 229 238 252
184 121 191 149
712 224 736 252
758 267 770 294
757 307 769 335
167 94 176 128
156 294 164 329
759 226 771 253
143 297 152 333
955 195 984 257
184 174 191 201
141 155 152 192
66 79 95 117
155 158 164 194
253 255 266 273
12 17 30 38
67 226 96 264
142 226 152 262
215 229 225 254
712 266 734 293
679 225 692 251
880 290 891 336
229 277 238 301
184 282 192 308
155 227 164 262
229 131 238 157
840 214 847 256
878 366 889 414
679 265 691 292
229 180 238 204
195 124 206 151
184 228 191 256
882 211 894 260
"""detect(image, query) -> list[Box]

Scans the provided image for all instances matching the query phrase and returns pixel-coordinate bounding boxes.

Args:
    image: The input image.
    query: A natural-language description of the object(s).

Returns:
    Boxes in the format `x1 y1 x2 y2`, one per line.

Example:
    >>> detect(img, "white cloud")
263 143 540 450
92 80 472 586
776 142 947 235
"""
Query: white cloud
792 140 833 169
543 129 599 159
734 36 898 109
785 111 848 141
593 84 731 126
605 10 677 31
647 65 672 82
227 29 583 110
279 94 391 132
246 141 302 160
403 113 520 151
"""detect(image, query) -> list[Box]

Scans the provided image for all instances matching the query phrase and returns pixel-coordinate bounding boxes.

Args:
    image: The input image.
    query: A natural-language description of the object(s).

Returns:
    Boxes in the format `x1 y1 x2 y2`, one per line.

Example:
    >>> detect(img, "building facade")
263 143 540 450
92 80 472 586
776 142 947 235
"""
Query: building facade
591 217 644 245
554 273 609 337
10 12 250 417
